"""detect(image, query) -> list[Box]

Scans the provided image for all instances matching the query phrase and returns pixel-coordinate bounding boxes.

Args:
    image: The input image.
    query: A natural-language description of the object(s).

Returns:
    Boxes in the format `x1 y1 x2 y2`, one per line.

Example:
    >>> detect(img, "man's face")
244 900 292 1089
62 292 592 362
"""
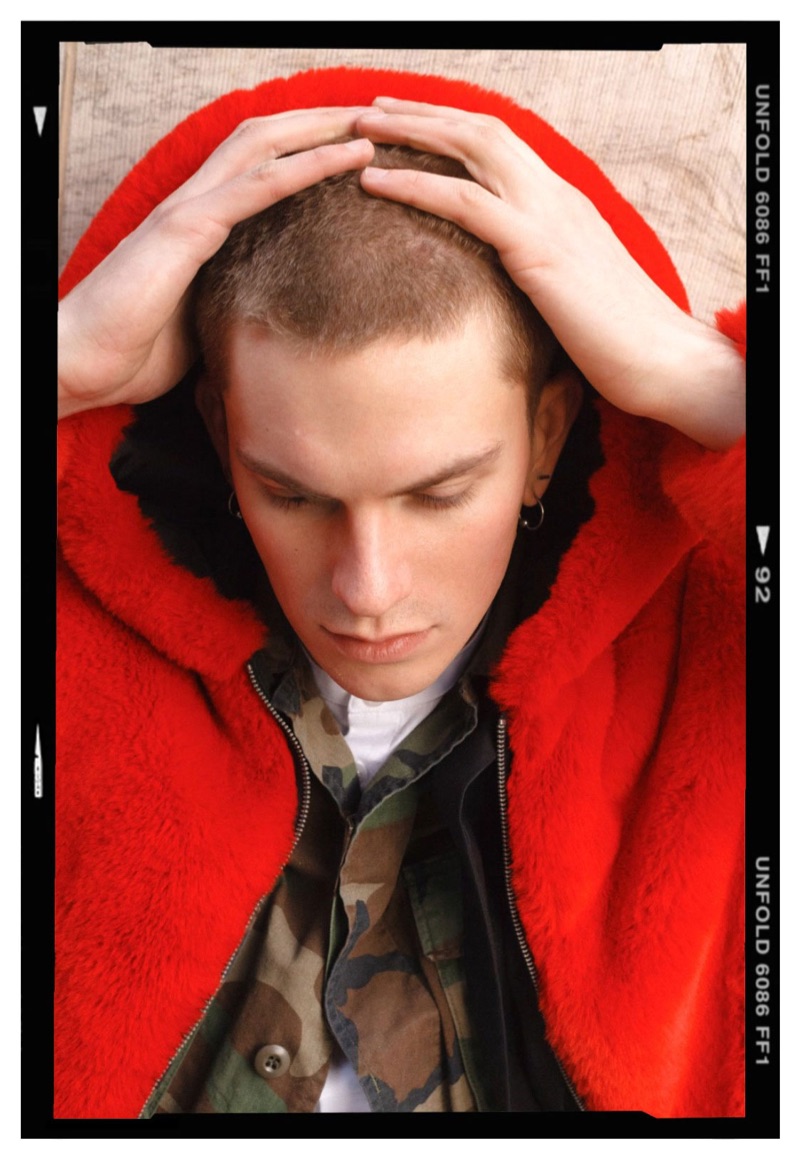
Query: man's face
224 314 538 701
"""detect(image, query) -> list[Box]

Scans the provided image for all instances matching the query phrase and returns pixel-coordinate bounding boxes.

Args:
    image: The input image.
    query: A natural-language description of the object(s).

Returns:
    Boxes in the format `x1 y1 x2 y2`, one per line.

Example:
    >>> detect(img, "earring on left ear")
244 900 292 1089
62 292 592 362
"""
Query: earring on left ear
518 473 550 532
518 493 545 532
228 491 243 520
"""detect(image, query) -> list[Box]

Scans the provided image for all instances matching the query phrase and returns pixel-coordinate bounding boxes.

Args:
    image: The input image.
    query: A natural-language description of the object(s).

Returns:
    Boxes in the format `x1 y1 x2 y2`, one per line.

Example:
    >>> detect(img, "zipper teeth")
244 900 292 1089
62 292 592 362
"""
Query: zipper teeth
246 661 312 861
138 891 269 1118
496 716 585 1112
496 718 539 991
137 665 311 1118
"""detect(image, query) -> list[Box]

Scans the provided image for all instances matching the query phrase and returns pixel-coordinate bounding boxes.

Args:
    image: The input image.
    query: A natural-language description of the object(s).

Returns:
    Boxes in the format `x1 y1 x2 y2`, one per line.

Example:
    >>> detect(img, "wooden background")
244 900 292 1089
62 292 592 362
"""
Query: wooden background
58 42 746 326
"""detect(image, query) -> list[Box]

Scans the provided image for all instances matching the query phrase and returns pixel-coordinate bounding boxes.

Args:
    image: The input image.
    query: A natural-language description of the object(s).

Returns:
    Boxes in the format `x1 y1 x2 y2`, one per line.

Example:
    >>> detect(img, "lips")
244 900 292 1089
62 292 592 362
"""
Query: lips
322 627 431 664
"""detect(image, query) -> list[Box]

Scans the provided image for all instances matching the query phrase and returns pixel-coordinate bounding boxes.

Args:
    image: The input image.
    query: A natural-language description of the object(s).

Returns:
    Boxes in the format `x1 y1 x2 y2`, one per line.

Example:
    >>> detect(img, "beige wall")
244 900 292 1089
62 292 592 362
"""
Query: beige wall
59 42 745 325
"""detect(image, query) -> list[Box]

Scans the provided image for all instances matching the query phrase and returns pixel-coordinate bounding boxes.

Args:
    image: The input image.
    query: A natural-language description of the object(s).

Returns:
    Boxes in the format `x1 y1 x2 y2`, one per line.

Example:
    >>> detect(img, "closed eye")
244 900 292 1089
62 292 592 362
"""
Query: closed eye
415 487 475 511
261 487 475 514
265 493 310 510
254 479 320 510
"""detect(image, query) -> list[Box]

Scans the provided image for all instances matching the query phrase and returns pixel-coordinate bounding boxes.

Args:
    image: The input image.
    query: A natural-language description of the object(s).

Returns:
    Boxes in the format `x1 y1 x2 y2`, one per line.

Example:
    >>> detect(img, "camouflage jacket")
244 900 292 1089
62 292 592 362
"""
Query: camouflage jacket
144 585 559 1114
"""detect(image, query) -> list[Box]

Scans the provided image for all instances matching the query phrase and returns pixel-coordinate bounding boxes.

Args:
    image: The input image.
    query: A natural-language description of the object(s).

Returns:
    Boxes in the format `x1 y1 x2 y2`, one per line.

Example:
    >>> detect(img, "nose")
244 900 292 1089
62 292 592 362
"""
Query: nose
329 508 413 619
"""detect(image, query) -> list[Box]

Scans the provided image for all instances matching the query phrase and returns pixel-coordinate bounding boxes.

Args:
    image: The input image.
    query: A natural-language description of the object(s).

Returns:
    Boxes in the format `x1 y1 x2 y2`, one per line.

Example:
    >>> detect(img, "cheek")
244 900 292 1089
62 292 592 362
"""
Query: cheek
442 505 520 606
244 514 319 605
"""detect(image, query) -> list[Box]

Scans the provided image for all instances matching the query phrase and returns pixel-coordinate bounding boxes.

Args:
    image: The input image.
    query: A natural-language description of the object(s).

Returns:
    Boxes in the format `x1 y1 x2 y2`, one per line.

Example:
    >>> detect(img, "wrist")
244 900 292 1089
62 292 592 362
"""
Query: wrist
57 305 86 420
646 317 746 451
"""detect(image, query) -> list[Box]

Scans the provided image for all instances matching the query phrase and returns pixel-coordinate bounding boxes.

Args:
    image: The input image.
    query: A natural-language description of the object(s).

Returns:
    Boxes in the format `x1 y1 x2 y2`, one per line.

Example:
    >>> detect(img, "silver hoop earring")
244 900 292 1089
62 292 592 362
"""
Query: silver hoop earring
518 494 545 532
228 491 243 520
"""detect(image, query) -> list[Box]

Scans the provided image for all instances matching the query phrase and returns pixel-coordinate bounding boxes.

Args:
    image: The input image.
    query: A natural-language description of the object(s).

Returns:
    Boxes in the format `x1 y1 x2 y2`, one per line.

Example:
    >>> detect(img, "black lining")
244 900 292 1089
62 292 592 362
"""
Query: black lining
429 706 582 1112
110 372 264 603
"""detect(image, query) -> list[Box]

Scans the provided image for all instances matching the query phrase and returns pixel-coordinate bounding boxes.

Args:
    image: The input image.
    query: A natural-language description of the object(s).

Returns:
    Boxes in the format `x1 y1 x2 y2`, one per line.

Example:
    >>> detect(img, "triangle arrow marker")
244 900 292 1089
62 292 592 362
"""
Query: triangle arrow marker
756 526 770 555
33 106 46 136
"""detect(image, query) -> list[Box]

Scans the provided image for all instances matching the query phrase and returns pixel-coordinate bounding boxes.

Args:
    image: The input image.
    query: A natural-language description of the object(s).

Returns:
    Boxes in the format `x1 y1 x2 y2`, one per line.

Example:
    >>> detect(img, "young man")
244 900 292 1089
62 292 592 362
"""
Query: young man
56 69 745 1118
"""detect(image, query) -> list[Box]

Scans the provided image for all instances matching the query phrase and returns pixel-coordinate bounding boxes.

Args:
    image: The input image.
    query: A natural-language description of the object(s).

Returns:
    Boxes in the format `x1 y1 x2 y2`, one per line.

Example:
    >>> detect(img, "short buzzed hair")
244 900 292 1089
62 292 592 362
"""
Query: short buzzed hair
193 145 557 413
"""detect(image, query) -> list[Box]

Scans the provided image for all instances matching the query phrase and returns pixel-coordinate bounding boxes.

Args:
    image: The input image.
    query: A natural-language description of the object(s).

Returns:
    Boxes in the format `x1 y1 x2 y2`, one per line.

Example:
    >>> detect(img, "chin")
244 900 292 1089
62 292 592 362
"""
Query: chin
325 659 438 703
334 671 424 703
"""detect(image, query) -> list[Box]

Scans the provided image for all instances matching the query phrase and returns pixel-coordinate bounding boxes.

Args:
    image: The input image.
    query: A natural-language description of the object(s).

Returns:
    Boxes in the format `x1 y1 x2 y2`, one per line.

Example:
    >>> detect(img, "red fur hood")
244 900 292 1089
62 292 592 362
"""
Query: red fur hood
56 68 746 1120
57 65 742 683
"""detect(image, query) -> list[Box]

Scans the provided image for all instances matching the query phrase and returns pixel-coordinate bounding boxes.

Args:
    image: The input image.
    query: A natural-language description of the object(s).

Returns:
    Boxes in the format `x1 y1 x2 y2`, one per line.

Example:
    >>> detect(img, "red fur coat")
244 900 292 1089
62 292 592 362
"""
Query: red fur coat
56 67 745 1119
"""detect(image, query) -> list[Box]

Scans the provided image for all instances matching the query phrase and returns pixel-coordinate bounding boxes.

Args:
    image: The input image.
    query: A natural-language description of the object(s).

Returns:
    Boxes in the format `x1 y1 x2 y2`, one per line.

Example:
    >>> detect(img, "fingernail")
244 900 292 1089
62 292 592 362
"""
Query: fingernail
343 137 369 150
362 166 387 181
358 110 388 121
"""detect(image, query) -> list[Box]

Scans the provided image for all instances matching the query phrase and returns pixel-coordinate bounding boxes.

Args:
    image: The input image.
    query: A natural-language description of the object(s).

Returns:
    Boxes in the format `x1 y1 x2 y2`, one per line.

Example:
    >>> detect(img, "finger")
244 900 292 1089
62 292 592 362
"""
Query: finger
166 138 376 255
359 165 520 254
372 95 498 122
356 109 546 198
74 136 377 381
175 106 377 200
370 96 531 161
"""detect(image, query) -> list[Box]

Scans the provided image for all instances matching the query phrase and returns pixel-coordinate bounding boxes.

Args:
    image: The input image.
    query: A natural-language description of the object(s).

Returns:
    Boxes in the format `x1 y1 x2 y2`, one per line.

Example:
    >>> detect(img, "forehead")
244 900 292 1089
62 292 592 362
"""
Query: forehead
223 319 530 493
225 313 522 413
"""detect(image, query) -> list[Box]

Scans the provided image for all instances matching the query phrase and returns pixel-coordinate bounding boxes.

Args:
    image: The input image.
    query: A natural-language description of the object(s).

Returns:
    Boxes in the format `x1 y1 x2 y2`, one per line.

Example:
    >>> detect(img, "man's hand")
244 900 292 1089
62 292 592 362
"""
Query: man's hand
58 108 375 420
357 98 744 451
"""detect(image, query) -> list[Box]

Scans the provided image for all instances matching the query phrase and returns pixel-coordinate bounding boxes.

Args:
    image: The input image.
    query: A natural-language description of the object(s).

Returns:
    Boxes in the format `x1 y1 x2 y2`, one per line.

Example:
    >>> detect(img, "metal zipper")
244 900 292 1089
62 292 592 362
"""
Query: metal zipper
496 715 585 1111
137 665 312 1118
246 660 313 859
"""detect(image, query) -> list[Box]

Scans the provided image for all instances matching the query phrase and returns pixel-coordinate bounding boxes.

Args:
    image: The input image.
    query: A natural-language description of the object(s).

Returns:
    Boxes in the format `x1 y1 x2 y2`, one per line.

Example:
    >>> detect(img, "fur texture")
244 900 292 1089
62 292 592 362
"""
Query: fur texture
56 68 745 1119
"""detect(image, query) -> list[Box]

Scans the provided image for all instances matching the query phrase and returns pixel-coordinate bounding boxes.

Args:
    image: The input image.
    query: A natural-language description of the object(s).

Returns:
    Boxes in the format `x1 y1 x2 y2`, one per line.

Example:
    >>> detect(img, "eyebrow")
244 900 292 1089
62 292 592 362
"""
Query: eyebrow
235 442 505 501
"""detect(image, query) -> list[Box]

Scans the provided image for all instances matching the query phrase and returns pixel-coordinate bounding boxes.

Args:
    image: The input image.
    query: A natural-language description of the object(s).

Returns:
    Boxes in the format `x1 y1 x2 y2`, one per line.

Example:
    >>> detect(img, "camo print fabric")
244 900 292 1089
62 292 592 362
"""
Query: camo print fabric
145 626 490 1115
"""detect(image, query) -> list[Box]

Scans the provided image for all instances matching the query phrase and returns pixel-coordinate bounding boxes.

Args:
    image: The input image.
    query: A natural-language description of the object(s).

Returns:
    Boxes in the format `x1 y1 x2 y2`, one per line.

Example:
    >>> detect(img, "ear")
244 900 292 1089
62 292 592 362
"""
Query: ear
523 367 584 506
195 372 231 482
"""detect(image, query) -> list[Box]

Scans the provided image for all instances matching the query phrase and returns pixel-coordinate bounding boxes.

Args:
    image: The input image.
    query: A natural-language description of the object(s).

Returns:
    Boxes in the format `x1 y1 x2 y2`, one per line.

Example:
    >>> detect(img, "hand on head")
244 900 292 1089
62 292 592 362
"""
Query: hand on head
354 97 744 450
59 95 743 450
58 108 374 419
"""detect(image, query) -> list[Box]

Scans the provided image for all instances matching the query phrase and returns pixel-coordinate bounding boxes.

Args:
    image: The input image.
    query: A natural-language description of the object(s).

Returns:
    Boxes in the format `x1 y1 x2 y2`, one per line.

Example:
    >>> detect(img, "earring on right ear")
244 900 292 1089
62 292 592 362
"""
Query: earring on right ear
228 491 243 520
